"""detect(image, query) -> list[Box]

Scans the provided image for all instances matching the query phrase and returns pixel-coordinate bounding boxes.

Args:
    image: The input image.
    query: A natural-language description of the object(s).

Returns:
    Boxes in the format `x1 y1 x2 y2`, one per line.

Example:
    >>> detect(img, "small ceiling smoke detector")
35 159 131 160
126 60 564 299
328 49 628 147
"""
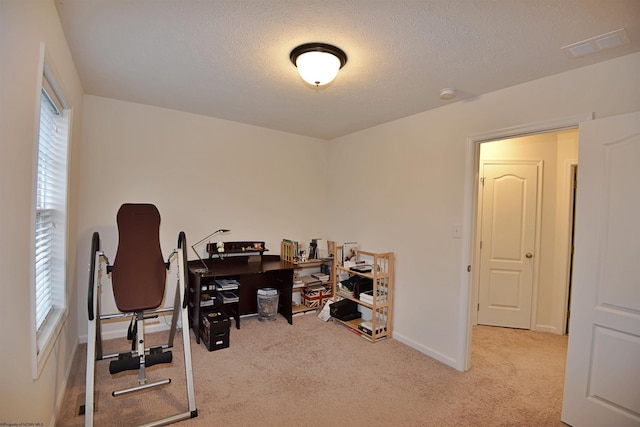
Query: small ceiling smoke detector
439 88 457 100
561 28 630 59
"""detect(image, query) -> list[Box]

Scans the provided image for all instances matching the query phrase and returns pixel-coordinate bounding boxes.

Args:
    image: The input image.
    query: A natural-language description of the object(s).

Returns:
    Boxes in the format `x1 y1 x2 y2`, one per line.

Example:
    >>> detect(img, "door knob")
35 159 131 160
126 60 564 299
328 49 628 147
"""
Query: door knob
526 253 533 258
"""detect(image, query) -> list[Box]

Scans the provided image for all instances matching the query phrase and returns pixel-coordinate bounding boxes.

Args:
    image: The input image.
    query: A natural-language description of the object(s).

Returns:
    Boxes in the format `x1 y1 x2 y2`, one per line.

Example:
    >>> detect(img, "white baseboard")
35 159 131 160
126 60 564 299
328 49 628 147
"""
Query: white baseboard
533 324 563 335
393 332 459 371
51 340 79 427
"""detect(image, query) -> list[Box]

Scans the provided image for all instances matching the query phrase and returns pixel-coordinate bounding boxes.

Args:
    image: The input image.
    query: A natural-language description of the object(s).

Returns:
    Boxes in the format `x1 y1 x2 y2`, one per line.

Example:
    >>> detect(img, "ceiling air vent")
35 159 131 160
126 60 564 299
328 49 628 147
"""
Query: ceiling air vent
561 28 630 58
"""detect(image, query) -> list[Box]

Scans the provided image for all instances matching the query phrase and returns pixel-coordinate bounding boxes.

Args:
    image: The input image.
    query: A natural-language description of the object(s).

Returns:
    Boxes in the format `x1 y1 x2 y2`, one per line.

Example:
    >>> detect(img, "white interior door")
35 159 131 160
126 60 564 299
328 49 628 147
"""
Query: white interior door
477 161 539 329
561 111 640 426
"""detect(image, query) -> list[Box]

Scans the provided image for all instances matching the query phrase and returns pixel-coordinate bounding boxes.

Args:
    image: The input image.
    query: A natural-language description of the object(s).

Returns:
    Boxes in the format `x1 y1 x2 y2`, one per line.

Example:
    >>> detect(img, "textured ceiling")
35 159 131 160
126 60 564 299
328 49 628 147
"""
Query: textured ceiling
55 0 640 140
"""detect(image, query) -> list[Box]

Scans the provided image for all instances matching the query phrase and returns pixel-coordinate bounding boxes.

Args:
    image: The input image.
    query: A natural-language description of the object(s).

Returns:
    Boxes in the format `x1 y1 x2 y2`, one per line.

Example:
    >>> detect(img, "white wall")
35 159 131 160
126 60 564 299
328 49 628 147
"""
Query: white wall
76 95 329 340
0 1 84 425
326 53 640 369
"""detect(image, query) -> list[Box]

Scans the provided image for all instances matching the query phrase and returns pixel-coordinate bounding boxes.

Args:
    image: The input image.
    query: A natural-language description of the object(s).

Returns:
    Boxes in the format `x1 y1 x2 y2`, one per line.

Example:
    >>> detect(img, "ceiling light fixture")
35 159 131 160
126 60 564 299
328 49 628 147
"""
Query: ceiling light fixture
290 43 347 87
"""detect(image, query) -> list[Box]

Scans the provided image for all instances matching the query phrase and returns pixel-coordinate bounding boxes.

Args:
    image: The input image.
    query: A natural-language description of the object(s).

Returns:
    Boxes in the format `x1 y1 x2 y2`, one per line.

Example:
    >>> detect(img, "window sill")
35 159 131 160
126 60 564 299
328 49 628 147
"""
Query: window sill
33 307 67 379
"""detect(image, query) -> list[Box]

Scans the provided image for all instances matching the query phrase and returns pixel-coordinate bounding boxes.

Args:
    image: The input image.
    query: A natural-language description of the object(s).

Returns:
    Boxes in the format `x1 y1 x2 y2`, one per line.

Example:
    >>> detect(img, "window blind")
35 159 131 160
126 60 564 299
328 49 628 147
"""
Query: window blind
35 90 64 332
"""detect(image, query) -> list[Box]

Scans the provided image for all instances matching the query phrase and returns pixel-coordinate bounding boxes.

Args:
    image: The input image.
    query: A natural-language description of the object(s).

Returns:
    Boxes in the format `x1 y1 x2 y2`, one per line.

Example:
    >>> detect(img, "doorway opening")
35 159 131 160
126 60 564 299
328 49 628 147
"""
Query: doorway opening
465 128 578 417
460 114 591 373
472 130 578 332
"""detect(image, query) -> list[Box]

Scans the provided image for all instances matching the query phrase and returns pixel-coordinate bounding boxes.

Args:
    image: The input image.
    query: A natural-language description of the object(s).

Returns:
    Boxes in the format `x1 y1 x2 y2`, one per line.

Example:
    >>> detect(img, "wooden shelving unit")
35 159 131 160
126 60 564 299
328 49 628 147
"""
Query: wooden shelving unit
281 240 335 316
333 246 394 343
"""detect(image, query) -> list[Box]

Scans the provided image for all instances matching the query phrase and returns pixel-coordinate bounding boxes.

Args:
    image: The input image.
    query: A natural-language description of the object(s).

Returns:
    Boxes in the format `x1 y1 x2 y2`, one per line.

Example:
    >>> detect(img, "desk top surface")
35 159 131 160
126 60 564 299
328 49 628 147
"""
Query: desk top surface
188 255 294 277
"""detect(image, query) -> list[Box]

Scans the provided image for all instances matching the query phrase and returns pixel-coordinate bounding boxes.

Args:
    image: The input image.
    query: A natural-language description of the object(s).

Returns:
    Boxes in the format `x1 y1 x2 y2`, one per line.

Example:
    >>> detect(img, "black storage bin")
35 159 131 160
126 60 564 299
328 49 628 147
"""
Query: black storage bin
330 299 361 321
200 311 231 351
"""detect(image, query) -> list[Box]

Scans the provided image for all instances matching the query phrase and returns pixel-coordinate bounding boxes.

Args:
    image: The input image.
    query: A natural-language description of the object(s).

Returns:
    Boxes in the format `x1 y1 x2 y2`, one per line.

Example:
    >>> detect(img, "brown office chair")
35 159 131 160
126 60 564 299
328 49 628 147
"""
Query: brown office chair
85 203 197 426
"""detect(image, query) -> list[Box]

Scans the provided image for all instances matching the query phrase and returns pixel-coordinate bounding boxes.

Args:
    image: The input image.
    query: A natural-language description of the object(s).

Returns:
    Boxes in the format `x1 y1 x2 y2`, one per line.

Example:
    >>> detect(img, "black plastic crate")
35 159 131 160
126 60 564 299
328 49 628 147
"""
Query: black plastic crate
200 311 231 351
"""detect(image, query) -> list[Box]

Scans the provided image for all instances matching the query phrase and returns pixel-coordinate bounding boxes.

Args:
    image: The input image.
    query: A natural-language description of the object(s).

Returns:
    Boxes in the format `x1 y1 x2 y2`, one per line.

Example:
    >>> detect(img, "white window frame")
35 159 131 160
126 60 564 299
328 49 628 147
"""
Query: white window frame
31 44 72 379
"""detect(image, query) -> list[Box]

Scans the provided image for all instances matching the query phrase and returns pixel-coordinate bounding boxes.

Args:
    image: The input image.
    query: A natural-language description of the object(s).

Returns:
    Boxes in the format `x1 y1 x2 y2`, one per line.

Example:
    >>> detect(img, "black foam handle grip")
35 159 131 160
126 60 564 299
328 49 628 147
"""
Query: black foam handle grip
178 231 190 309
87 232 100 321
109 356 141 374
145 351 173 367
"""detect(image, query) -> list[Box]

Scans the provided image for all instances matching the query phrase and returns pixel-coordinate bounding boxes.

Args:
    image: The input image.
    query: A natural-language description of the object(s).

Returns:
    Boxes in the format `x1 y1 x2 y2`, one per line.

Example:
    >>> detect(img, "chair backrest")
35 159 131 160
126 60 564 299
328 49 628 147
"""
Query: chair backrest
111 204 166 312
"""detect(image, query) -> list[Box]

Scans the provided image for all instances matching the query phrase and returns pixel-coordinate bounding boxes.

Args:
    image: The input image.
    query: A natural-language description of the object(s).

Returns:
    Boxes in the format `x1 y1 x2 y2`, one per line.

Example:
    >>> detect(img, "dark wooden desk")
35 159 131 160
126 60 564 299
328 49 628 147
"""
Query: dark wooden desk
187 255 295 343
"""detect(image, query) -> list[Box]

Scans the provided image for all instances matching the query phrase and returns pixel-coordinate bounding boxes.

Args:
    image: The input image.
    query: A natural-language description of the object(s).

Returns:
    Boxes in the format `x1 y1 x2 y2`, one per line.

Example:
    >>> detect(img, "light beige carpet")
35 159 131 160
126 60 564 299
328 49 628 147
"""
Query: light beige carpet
58 314 568 426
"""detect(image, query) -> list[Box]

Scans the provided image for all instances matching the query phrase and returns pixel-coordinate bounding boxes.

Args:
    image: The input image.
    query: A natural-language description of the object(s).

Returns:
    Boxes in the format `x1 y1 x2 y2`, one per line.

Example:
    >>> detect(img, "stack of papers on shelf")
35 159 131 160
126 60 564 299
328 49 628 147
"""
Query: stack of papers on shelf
359 289 387 305
336 280 350 293
360 333 387 342
350 264 372 273
201 295 215 307
305 284 326 292
358 321 386 336
214 279 239 290
311 272 330 282
337 285 353 298
219 290 239 303
298 276 322 287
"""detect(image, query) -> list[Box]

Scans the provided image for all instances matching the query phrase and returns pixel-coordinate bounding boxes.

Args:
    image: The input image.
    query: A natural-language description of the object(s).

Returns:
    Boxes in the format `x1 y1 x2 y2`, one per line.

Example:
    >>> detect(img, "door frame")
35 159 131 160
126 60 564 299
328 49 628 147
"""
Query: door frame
457 113 592 371
561 162 578 334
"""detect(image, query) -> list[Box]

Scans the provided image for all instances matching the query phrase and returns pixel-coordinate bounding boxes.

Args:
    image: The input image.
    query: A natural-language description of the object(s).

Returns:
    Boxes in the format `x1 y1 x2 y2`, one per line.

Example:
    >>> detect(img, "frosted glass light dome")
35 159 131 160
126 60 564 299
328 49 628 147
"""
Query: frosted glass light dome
295 51 342 86
290 43 348 88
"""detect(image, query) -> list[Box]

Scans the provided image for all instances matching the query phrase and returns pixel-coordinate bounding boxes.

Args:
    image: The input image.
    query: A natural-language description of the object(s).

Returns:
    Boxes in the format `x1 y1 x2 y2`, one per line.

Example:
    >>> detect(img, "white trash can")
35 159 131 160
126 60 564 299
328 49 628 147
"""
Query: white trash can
257 288 279 321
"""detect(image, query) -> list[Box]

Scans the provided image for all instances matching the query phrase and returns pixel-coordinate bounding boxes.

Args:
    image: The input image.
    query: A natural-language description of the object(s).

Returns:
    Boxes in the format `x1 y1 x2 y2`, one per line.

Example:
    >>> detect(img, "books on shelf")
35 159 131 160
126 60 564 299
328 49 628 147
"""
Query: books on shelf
201 292 215 307
358 321 387 336
350 264 372 273
304 283 326 292
295 276 322 287
201 298 215 307
214 278 239 291
311 272 330 282
335 319 387 342
315 239 329 259
219 290 239 303
337 283 353 297
283 238 333 263
320 263 332 275
359 289 387 305
348 327 362 337
282 238 302 261
360 333 387 342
